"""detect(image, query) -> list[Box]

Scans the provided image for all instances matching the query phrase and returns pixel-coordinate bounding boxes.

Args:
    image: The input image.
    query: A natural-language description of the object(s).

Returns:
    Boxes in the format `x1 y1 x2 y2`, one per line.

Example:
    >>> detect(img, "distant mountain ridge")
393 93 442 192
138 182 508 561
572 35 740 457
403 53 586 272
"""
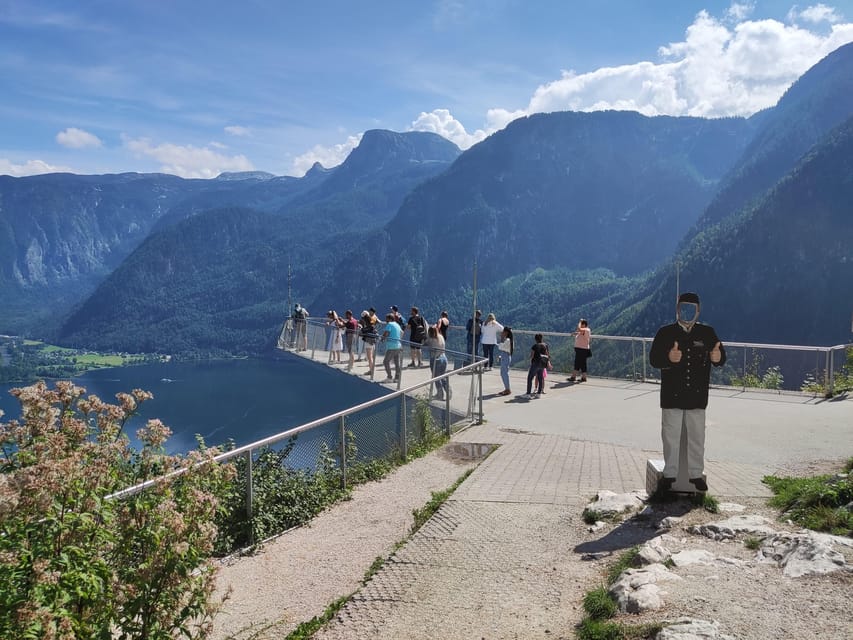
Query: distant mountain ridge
5 44 853 353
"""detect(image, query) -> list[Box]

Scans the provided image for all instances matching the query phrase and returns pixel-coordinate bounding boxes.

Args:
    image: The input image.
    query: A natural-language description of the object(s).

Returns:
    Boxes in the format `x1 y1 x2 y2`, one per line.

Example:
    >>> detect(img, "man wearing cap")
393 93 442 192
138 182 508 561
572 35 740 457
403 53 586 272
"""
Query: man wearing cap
649 292 726 493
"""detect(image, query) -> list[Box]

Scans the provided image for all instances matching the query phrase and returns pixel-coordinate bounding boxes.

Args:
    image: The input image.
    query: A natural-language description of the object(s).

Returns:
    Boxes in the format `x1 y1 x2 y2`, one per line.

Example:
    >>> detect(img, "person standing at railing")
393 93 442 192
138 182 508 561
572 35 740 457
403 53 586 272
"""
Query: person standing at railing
650 292 726 493
359 311 379 377
343 310 359 371
381 314 403 383
435 310 450 340
497 326 514 396
425 326 450 400
525 333 552 398
326 311 344 363
406 306 428 368
570 319 592 382
293 303 309 351
480 313 503 371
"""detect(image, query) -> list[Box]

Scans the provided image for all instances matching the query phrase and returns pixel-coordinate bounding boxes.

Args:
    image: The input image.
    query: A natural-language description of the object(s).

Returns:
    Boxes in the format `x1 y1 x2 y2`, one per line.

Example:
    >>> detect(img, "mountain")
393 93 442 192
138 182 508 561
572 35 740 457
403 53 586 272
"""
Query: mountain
55 132 461 353
2 131 459 336
612 43 853 345
686 42 853 237
614 114 853 346
313 110 755 314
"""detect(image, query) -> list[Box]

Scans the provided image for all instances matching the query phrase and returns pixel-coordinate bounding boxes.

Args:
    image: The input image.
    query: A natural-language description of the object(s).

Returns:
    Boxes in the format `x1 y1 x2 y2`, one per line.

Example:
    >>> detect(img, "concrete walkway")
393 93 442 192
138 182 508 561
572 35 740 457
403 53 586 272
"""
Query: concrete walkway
212 350 852 639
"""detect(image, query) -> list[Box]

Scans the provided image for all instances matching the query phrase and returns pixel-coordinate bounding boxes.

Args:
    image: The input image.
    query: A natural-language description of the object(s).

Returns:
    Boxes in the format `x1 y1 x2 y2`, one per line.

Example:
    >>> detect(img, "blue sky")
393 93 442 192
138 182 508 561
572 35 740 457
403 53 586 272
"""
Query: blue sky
2 1 853 178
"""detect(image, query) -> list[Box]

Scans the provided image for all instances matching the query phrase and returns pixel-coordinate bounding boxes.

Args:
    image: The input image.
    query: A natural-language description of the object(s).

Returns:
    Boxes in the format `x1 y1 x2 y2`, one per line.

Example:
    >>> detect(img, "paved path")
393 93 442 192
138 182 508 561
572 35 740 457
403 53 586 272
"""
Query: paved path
212 349 853 639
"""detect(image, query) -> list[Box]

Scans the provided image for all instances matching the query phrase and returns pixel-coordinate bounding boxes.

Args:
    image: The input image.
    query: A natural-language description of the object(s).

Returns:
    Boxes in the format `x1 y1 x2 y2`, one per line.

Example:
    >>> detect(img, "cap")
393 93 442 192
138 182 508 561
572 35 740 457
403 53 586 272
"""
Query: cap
678 292 700 305
391 305 398 312
369 307 376 313
361 310 369 317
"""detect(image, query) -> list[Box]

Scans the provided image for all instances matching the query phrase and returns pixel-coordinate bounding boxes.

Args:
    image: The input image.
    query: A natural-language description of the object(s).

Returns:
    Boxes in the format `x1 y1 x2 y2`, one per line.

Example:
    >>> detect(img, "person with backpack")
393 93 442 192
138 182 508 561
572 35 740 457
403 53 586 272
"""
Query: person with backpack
406 306 428 368
292 303 309 351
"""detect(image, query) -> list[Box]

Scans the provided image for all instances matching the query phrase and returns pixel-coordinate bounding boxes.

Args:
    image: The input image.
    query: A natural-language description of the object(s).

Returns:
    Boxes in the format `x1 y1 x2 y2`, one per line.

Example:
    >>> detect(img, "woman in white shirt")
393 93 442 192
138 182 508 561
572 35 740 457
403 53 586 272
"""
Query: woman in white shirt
479 313 503 371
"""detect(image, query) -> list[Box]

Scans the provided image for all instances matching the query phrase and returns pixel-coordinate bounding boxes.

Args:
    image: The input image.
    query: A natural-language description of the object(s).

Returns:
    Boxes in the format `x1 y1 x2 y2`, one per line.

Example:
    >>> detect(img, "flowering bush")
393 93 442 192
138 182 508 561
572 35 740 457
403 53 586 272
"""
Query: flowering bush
0 380 234 639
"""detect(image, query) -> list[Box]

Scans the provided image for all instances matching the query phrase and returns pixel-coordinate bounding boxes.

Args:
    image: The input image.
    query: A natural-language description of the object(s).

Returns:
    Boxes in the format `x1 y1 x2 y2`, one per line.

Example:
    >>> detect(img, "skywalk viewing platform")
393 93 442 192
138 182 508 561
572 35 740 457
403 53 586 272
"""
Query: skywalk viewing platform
212 338 853 640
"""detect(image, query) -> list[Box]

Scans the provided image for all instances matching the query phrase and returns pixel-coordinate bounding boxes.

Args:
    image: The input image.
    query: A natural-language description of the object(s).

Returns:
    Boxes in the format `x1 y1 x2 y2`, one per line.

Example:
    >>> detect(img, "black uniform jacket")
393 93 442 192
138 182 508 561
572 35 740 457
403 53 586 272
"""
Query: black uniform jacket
649 322 726 410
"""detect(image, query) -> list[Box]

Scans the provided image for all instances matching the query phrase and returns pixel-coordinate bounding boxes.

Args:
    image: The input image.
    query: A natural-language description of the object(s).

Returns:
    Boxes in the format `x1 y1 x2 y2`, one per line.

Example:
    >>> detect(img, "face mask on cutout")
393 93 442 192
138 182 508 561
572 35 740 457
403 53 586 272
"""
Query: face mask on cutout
677 302 699 328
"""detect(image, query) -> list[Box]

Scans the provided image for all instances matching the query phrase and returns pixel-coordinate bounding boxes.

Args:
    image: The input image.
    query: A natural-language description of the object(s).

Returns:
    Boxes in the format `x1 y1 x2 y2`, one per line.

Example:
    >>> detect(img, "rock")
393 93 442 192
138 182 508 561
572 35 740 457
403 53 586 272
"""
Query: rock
637 537 673 566
670 549 716 567
659 516 684 530
759 531 849 577
655 617 736 639
690 514 777 540
588 521 607 532
609 563 682 613
584 490 646 518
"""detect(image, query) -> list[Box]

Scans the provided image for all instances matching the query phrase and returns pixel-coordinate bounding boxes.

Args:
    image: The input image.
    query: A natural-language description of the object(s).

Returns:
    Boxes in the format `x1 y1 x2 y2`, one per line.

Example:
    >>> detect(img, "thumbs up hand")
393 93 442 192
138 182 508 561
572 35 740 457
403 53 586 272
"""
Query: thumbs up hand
668 341 682 364
710 341 722 364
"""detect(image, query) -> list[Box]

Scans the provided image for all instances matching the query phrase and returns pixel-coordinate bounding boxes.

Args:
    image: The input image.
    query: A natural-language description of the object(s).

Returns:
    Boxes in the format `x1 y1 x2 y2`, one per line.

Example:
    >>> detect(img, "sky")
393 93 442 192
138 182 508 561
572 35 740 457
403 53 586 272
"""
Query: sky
2 1 853 179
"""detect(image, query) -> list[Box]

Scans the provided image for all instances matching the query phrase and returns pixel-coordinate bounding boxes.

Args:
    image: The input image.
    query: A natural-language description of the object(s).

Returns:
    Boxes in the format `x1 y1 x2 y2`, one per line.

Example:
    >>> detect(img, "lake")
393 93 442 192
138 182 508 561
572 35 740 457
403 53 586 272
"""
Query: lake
0 355 390 455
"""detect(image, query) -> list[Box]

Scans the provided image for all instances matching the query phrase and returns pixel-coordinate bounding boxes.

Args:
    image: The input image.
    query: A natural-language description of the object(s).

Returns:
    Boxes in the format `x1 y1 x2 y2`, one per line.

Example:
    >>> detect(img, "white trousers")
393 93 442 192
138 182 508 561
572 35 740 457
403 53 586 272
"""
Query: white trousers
661 408 706 479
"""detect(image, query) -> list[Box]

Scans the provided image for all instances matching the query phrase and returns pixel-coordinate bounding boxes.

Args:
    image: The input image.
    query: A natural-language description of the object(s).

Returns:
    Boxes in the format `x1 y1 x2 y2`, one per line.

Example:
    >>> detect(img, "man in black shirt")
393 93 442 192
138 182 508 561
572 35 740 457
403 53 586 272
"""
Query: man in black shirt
649 292 725 493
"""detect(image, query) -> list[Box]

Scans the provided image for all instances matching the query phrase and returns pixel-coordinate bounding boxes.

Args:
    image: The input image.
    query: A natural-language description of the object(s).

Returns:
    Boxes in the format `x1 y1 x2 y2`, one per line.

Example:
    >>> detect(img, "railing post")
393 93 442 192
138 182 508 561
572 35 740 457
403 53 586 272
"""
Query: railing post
245 449 254 546
477 365 484 424
445 389 451 436
401 395 408 460
642 339 648 382
825 348 834 398
339 415 347 490
311 321 319 360
742 348 747 392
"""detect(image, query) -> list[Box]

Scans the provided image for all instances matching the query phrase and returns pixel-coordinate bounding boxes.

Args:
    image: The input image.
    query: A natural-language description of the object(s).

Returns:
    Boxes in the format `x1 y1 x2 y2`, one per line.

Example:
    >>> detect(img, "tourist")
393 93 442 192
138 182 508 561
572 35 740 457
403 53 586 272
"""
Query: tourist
425 326 450 400
570 319 592 382
465 310 483 365
390 305 405 328
436 310 450 340
343 310 359 370
497 326 514 396
525 334 551 398
292 303 308 351
359 311 379 377
406 306 428 368
480 313 503 371
649 292 726 493
326 311 344 363
381 313 403 382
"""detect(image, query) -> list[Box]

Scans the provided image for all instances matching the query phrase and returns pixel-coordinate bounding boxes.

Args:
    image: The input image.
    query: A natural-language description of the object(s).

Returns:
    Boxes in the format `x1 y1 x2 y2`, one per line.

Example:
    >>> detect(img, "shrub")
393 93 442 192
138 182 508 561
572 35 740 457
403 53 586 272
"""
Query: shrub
0 380 234 639
583 587 617 620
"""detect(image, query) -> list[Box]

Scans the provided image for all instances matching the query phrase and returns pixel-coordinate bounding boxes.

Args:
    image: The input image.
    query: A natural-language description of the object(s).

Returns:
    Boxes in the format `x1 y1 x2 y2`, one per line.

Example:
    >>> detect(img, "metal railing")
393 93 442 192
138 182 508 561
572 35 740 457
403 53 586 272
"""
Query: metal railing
111 326 486 545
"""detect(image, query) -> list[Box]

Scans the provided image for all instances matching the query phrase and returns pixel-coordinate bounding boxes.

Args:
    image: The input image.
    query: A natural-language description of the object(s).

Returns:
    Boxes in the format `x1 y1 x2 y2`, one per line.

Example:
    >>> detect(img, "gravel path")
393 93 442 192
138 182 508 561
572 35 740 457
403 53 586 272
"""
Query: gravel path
210 445 482 640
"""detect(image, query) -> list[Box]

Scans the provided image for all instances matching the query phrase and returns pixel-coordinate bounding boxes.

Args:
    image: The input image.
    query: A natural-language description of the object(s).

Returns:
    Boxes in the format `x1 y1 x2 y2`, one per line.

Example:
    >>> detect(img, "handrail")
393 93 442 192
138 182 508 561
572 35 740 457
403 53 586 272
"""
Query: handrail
107 352 485 502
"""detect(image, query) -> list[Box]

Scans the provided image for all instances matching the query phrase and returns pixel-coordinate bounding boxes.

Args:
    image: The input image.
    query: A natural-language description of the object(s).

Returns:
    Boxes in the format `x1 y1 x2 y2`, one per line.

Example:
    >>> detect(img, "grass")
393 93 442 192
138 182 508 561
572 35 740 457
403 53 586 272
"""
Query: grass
744 536 763 550
284 595 349 640
763 460 853 537
411 469 473 534
576 547 663 640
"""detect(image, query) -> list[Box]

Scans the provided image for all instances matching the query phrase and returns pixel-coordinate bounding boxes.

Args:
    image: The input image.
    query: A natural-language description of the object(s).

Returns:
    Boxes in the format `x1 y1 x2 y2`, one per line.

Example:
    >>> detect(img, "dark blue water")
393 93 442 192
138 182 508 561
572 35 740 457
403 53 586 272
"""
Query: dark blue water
0 355 389 454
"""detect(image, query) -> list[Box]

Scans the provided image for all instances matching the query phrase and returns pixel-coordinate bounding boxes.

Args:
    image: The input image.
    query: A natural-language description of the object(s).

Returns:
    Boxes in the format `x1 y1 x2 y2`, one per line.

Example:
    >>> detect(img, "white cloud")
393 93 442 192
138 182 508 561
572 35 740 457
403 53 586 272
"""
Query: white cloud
290 134 362 177
122 136 253 179
56 127 102 149
0 158 72 177
224 125 251 137
726 2 755 22
788 4 842 24
294 4 853 176
511 7 853 120
408 109 492 149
